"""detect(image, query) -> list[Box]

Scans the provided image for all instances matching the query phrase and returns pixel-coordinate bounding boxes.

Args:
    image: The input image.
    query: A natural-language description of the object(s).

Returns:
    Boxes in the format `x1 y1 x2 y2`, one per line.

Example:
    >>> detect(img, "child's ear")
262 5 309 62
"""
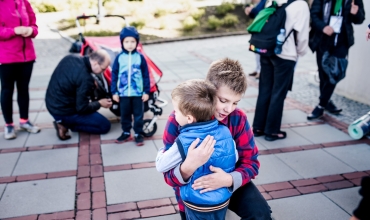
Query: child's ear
187 115 195 124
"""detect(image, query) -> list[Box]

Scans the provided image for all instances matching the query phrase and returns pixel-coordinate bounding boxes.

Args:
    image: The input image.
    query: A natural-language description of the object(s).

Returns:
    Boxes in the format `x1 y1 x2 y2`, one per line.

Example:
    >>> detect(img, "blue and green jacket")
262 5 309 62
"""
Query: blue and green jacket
111 26 150 97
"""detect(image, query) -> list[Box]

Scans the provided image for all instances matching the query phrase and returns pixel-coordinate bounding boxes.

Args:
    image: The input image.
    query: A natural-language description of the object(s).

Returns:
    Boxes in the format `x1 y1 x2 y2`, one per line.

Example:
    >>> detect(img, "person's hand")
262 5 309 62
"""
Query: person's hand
350 215 360 220
323 26 334 36
21 27 33 37
192 165 233 193
350 0 359 15
366 28 370 41
14 26 27 35
244 6 253 16
113 95 119 103
180 136 216 180
99 98 112 108
142 94 149 102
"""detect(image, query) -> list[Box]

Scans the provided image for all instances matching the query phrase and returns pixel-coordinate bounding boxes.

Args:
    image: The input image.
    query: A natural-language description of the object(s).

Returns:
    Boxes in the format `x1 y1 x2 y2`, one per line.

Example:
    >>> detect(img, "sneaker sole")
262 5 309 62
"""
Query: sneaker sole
20 127 41 134
115 137 132 144
325 110 342 115
307 114 323 120
4 135 16 140
136 142 144 146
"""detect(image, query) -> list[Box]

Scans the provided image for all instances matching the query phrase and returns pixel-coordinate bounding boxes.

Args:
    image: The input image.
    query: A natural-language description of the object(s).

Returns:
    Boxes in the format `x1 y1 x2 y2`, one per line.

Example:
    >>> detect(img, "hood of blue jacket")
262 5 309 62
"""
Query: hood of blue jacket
119 26 139 53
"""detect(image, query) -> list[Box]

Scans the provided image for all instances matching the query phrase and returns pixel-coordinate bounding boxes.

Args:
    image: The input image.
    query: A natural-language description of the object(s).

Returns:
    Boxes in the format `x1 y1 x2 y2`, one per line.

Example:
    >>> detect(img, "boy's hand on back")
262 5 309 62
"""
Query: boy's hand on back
180 136 215 181
192 165 233 194
366 28 370 41
113 95 120 103
142 94 149 102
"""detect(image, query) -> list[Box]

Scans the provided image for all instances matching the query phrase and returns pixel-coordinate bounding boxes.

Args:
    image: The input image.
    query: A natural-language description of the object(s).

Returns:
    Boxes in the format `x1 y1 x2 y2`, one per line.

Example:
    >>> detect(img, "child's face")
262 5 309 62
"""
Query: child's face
214 85 242 121
123 37 137 52
172 99 193 126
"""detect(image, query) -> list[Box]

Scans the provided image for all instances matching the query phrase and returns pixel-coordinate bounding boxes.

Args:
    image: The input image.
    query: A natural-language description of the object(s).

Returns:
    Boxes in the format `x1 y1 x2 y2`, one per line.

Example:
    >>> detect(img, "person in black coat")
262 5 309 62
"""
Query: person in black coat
307 0 365 120
45 50 112 140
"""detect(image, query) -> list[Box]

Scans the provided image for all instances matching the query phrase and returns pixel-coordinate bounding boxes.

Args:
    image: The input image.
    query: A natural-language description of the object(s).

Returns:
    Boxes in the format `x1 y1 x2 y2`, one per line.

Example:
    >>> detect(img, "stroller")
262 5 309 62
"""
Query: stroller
72 14 168 137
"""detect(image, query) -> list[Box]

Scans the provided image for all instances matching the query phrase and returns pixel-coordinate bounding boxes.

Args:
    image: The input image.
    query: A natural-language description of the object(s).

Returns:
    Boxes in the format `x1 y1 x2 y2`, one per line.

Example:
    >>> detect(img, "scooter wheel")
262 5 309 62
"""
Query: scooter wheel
142 119 157 137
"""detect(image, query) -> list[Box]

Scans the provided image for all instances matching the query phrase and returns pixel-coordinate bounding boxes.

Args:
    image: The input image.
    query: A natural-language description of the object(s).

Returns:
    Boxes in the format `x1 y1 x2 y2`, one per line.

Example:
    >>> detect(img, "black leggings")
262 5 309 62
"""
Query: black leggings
0 61 34 124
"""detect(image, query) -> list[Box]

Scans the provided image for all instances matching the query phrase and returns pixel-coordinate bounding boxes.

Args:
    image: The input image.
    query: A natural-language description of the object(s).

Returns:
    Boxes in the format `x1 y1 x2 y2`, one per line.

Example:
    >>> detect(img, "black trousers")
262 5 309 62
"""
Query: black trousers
180 181 272 220
119 96 144 134
253 55 296 134
316 45 349 107
0 61 34 124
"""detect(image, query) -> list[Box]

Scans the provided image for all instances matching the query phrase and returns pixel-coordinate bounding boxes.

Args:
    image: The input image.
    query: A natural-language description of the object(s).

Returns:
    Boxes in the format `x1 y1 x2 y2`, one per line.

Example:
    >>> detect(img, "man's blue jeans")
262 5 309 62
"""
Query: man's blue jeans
52 112 111 134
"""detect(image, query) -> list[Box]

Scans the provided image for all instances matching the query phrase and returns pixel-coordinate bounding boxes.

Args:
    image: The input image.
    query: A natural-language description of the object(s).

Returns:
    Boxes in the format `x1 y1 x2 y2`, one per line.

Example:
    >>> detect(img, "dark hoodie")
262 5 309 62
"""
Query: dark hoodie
111 26 150 97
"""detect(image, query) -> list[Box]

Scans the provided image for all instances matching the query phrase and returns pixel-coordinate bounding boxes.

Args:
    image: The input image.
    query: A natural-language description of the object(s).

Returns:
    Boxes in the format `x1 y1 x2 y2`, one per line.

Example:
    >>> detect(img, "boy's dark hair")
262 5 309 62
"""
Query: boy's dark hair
171 79 217 122
206 58 247 94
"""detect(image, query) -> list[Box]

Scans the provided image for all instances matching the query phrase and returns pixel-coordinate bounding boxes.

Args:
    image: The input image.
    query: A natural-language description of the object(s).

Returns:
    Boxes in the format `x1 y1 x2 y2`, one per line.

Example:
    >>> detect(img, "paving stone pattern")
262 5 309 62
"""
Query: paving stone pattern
0 14 369 219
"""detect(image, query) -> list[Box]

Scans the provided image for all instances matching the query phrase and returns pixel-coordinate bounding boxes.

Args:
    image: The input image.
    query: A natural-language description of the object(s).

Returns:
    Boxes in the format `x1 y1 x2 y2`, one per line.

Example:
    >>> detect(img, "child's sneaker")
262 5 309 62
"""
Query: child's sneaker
134 134 144 146
4 125 16 140
115 132 131 143
20 121 40 134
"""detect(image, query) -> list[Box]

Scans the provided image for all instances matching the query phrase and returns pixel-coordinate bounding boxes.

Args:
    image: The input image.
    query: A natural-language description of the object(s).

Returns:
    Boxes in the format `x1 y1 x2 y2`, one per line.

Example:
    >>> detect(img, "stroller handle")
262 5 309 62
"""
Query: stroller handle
75 14 127 42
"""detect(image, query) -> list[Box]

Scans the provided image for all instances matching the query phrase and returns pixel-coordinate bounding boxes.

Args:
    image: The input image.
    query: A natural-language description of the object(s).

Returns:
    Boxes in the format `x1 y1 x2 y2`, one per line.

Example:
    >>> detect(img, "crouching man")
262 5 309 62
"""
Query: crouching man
45 50 112 140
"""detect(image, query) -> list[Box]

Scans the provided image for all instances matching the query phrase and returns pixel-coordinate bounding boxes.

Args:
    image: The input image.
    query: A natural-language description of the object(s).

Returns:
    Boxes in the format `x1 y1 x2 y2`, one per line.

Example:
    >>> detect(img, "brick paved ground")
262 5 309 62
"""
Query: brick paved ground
0 13 369 220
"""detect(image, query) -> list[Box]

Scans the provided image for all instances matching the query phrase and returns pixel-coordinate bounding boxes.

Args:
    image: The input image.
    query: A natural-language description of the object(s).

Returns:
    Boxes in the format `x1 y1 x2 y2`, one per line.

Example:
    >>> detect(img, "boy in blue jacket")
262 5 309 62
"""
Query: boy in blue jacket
156 79 238 220
111 26 150 146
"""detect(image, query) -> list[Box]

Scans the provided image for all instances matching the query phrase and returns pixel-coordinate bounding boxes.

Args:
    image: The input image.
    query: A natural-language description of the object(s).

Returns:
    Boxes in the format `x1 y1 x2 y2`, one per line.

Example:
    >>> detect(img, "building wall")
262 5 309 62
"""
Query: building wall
334 1 370 105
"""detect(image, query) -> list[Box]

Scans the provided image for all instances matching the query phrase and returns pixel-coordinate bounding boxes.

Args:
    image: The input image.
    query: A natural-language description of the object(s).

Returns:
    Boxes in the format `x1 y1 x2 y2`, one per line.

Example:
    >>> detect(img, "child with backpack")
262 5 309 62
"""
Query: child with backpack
248 0 310 141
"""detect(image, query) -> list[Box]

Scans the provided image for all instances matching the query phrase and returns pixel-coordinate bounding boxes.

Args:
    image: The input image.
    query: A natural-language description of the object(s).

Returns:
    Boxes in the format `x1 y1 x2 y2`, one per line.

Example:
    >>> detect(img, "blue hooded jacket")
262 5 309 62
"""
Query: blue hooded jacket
176 119 236 210
111 26 150 97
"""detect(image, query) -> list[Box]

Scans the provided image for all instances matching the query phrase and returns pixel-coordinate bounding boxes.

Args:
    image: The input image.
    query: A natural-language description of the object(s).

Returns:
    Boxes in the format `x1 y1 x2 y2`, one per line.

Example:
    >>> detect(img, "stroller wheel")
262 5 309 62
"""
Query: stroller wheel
142 119 157 137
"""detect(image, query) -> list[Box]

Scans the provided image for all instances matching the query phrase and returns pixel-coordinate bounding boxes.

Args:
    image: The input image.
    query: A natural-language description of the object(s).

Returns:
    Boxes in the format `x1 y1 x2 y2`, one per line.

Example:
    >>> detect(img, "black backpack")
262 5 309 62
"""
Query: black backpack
248 0 296 56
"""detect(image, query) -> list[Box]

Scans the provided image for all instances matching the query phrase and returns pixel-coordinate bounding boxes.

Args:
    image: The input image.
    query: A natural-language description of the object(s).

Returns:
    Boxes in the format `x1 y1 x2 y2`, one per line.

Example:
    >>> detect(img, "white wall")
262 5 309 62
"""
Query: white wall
335 1 370 105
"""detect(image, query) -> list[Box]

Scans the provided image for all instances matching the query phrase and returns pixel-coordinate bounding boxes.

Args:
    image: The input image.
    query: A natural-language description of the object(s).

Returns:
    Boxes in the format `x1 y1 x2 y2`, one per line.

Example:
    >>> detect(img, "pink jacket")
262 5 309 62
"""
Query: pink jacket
0 0 38 64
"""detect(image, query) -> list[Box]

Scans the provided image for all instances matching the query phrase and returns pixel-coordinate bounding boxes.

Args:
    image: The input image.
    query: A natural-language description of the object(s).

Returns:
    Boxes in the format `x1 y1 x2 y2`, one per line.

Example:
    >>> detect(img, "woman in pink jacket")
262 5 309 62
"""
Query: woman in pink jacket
0 0 40 140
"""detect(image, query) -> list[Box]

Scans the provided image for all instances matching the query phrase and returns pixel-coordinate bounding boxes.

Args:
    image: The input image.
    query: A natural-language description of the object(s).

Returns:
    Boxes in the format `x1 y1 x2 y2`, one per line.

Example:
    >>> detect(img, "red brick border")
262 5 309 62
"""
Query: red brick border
0 143 78 154
2 210 75 220
0 170 77 184
95 171 370 219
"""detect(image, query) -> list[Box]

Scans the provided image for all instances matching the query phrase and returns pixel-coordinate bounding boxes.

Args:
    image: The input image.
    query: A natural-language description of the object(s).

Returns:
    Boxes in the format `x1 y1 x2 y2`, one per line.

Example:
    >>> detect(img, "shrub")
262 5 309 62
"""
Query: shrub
159 19 166 30
207 15 223 30
130 19 146 30
216 2 235 16
190 8 205 21
154 8 168 18
83 30 117 36
32 2 57 13
222 13 239 27
183 16 199 32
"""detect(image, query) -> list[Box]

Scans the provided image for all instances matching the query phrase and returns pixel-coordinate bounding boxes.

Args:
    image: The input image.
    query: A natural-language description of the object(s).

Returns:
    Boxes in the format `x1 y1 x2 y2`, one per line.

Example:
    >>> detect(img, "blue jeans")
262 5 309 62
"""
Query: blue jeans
52 112 111 134
180 182 272 220
185 206 228 220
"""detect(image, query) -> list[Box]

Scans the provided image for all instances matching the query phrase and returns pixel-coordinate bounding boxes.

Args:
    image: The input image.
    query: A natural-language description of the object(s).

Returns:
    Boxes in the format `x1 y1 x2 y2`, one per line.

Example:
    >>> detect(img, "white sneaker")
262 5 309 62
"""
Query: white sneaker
20 121 40 134
4 125 16 140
